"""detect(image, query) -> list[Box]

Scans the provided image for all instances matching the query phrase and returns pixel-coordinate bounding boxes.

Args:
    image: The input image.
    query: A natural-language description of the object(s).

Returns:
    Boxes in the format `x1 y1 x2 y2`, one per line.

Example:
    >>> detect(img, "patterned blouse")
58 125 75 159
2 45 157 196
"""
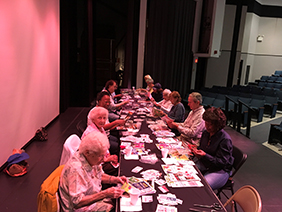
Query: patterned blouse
59 152 104 211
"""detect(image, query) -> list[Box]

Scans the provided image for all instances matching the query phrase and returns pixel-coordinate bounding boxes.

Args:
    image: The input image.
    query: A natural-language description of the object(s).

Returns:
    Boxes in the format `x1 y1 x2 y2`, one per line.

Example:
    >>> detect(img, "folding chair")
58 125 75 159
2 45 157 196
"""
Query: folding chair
217 146 247 199
224 185 262 212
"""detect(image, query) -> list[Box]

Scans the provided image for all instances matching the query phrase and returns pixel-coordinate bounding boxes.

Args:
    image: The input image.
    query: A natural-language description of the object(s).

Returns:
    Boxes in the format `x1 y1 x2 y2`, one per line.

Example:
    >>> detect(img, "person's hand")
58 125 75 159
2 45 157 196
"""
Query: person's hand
159 111 166 117
104 155 118 163
192 148 206 158
113 176 128 185
167 121 177 129
104 187 124 199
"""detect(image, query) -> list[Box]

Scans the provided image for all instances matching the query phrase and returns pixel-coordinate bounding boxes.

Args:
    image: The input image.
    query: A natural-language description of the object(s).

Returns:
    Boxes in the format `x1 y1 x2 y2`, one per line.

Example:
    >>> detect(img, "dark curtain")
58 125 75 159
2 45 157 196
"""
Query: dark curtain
144 0 196 97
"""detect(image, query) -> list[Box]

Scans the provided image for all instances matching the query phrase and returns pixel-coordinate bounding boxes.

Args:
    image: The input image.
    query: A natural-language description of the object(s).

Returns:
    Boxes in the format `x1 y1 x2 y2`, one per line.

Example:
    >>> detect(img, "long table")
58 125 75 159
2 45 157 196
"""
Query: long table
116 96 226 212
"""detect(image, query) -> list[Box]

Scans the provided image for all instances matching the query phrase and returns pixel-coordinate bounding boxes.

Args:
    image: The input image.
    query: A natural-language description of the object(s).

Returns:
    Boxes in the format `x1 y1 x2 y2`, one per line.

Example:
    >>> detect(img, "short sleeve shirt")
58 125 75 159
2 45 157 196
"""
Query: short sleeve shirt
59 152 104 211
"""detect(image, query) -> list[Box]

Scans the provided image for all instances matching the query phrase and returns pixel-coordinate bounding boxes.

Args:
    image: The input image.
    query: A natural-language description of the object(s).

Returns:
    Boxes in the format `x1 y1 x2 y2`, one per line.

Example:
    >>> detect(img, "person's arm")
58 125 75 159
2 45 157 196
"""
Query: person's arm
75 174 128 209
153 100 160 107
114 94 123 99
75 187 123 209
101 174 128 185
167 121 179 129
104 154 118 164
104 119 125 130
114 100 129 108
160 102 173 113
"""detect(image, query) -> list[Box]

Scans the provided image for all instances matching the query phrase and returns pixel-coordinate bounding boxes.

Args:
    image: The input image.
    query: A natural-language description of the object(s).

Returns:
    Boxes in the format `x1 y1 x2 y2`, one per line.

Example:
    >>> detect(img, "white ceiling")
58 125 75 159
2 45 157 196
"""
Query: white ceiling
256 0 282 7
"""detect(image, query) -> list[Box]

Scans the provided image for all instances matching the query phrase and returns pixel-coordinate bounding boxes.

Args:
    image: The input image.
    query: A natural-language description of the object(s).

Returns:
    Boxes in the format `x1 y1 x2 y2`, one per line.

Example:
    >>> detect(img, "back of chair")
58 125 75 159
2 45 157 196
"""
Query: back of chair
37 165 65 212
224 185 262 212
230 146 247 178
76 120 87 137
59 134 81 165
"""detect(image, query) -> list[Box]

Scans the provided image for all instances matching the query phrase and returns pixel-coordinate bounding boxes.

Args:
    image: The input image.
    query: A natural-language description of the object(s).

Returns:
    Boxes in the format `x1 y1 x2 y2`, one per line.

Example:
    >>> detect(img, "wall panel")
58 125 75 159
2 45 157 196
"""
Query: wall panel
0 0 60 166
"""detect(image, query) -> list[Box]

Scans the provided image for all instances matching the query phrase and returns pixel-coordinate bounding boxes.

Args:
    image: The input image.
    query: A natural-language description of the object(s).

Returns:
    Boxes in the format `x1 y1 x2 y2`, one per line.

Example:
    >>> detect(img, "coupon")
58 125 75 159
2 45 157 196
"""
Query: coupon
131 166 143 173
158 185 169 193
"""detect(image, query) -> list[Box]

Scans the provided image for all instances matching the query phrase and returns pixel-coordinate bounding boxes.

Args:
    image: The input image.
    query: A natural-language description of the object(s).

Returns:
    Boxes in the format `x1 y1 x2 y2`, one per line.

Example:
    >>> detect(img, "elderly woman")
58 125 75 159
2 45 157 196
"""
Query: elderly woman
82 107 108 138
144 75 154 93
153 89 173 113
103 80 129 121
161 91 185 123
82 107 118 175
192 107 234 190
59 131 127 212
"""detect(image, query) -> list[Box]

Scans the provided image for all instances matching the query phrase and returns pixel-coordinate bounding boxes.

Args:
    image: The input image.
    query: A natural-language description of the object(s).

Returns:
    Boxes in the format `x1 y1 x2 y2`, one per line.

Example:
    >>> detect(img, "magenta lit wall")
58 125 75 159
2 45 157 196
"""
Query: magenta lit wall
0 0 60 165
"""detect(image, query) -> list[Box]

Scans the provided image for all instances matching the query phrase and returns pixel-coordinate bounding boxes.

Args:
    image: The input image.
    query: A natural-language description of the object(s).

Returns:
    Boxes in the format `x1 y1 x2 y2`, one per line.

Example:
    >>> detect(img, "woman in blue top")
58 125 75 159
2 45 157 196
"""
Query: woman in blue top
162 91 185 123
192 107 234 190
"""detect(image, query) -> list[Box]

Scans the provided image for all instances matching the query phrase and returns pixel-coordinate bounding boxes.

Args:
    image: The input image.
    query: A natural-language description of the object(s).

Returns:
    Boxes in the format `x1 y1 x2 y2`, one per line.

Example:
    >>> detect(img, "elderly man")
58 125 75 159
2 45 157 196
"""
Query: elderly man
59 131 127 211
167 92 205 146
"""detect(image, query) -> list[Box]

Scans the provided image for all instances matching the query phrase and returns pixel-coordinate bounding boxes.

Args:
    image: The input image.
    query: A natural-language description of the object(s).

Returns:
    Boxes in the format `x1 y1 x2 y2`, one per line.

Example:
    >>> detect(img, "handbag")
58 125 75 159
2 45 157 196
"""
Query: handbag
34 127 48 141
4 149 29 177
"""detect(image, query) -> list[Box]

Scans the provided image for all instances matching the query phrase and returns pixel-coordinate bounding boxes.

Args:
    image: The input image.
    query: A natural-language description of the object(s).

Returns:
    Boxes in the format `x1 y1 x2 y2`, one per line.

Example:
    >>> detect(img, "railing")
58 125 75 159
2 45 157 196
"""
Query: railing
225 96 254 138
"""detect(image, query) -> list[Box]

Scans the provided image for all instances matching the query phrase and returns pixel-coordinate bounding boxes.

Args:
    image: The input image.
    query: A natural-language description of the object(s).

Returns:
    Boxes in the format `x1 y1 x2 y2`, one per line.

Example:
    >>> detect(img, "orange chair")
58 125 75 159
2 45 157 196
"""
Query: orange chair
37 165 65 212
224 185 262 212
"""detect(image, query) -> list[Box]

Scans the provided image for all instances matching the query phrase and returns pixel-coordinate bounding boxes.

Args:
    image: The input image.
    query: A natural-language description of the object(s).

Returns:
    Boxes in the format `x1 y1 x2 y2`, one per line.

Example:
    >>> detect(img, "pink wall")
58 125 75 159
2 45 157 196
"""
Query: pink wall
0 0 60 165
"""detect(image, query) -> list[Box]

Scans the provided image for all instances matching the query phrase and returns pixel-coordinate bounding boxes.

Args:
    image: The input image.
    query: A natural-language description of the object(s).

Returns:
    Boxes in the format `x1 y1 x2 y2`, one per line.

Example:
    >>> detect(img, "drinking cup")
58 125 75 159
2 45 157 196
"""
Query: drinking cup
125 146 132 157
129 189 140 205
161 148 169 158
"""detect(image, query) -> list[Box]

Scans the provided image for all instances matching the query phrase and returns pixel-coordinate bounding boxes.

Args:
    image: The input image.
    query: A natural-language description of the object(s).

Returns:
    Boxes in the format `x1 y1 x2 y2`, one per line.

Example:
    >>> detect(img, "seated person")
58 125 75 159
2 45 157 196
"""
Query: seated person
103 80 129 122
88 91 126 155
167 92 205 146
144 74 154 93
192 107 234 190
58 131 127 212
152 89 173 113
82 107 119 176
151 83 163 102
138 75 154 94
161 91 185 123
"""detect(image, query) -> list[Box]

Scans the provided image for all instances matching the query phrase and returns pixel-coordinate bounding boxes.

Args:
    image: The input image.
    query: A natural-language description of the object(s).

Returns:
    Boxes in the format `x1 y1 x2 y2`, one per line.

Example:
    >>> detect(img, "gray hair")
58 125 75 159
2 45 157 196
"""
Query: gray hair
189 92 202 104
79 131 110 155
163 89 171 96
144 74 152 81
88 107 108 123
146 78 154 83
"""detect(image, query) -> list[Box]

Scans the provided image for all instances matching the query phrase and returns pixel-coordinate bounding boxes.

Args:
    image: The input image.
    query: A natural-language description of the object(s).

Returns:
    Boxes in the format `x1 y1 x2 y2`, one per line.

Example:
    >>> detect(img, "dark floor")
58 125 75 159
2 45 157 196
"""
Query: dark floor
0 107 282 212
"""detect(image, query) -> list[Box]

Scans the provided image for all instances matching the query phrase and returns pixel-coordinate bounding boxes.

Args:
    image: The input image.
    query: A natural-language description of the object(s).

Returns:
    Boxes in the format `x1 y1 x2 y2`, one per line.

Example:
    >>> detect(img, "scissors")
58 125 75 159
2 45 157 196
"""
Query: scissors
194 203 223 211
189 208 216 212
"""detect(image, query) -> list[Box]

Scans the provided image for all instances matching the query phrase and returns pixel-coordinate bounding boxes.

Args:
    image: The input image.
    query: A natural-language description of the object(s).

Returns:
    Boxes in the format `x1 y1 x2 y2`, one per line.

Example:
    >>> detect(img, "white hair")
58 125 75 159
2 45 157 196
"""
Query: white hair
163 89 171 96
87 106 108 125
79 131 109 155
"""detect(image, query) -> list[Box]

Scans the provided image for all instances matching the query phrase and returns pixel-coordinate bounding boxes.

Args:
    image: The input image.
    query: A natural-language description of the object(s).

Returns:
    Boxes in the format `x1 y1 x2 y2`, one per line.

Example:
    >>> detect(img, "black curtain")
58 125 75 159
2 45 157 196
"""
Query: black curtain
144 0 196 97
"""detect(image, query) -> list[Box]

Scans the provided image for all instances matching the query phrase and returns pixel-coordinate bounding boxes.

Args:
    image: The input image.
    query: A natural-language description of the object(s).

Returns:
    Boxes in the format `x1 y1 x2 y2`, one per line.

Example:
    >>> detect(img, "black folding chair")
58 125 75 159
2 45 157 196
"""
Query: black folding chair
217 146 247 212
76 120 87 137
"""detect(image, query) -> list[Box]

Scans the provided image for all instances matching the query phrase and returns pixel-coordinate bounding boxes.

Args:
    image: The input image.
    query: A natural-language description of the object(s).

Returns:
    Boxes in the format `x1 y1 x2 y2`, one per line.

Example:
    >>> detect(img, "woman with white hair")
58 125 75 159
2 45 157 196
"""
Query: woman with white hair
82 107 109 138
59 131 127 212
153 89 173 113
82 107 119 176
